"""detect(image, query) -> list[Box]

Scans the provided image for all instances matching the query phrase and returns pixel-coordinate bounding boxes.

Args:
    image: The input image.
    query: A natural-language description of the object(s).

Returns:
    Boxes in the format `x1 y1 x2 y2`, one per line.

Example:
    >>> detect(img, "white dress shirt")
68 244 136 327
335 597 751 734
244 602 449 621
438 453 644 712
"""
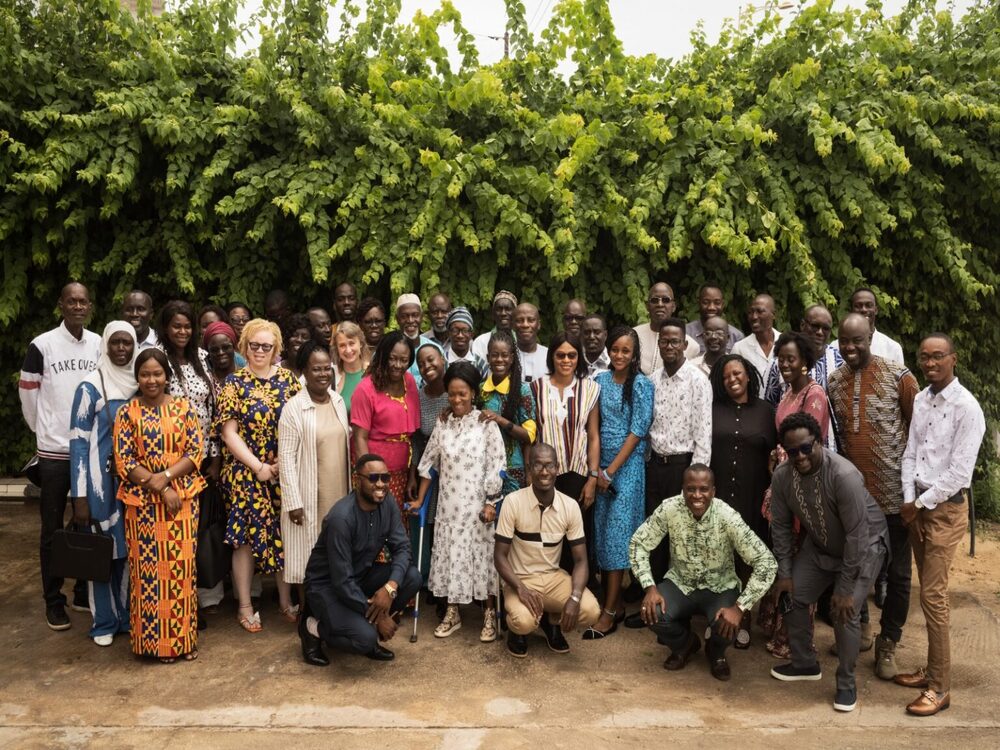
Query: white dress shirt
901 378 985 510
648 359 712 465
584 349 610 379
633 323 699 376
136 328 159 350
518 345 549 382
833 328 904 365
731 328 781 396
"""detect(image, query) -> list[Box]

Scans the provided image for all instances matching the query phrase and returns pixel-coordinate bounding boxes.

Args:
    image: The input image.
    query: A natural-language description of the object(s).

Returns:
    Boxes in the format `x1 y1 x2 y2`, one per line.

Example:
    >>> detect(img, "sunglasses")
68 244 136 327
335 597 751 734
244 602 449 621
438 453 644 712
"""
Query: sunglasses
554 351 578 360
784 441 816 458
247 342 274 352
361 473 391 483
648 296 673 304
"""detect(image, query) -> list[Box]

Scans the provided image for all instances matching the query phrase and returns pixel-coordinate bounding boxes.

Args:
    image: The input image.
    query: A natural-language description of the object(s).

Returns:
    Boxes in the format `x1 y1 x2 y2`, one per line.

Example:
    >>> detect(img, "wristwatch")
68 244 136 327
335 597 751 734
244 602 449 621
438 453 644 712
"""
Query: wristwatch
384 583 398 599
569 592 582 603
588 470 599 479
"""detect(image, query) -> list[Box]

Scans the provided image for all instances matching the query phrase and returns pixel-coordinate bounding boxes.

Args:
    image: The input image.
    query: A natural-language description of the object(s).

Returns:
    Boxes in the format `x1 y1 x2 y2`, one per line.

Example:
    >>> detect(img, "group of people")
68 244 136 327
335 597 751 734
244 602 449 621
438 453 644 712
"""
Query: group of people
19 279 985 716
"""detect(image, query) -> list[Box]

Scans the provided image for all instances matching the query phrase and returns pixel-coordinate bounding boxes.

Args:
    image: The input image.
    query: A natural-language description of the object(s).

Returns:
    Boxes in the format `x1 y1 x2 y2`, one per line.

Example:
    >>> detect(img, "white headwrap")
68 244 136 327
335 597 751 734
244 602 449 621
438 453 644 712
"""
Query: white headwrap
84 321 139 402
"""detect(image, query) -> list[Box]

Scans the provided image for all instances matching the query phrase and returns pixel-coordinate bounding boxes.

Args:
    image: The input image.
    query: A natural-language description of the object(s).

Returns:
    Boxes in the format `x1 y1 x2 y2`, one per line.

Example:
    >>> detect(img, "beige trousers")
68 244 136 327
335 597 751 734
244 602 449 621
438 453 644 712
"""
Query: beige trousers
504 569 600 635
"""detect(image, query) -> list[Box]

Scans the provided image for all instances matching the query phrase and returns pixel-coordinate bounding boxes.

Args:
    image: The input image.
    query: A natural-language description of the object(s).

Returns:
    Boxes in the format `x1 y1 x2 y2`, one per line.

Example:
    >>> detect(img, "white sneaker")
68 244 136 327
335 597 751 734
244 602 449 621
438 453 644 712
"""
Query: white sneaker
93 634 114 647
480 608 498 642
434 605 462 638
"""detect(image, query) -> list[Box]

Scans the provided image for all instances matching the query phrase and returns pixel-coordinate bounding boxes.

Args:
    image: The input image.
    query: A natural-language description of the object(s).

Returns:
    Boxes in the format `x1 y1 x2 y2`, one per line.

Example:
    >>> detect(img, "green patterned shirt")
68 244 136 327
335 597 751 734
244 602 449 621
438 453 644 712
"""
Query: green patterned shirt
628 496 777 611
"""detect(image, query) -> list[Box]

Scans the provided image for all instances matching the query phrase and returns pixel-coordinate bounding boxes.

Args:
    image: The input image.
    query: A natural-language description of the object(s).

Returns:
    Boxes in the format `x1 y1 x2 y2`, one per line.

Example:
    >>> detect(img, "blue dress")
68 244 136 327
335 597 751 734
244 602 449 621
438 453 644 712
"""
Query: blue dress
593 371 654 570
69 381 131 637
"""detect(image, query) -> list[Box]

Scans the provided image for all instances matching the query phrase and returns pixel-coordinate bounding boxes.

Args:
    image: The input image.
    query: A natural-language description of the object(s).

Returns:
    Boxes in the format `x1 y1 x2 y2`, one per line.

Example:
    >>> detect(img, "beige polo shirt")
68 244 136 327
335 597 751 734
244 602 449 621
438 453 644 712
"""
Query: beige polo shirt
495 486 586 578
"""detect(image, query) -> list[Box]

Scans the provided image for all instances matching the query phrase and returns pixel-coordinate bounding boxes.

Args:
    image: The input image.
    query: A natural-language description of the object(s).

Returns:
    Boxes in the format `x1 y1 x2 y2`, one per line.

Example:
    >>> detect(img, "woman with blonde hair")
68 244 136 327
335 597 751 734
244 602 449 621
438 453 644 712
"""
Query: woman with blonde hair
216 318 301 632
331 320 370 416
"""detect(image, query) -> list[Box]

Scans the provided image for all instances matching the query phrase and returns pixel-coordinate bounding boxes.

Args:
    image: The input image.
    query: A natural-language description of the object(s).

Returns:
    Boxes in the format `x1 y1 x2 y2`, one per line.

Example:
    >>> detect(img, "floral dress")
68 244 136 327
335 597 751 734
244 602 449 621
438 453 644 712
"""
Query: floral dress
417 409 506 603
164 348 219 458
216 367 301 574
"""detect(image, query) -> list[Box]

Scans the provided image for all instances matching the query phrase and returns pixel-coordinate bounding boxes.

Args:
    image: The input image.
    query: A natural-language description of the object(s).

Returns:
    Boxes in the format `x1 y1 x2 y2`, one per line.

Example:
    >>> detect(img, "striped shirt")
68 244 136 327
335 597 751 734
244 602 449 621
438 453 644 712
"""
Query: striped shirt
495 486 585 577
531 376 601 477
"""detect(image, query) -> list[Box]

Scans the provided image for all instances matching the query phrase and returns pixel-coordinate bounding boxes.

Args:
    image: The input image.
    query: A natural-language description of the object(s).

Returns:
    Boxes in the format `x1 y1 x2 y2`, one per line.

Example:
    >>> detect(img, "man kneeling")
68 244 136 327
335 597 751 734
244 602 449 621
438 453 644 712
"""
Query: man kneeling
629 464 776 680
494 443 601 657
300 454 422 665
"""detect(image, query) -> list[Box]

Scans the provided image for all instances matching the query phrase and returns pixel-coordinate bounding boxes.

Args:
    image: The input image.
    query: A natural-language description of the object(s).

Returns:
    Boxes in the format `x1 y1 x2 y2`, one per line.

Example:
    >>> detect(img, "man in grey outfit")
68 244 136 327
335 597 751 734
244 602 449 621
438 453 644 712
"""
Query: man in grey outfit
768 412 888 713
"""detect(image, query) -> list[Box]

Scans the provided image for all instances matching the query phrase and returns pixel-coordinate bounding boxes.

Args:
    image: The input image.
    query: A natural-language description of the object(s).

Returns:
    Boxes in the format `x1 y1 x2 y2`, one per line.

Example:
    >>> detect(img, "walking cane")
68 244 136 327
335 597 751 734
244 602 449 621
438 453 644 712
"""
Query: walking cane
495 470 509 637
408 469 436 643
968 486 976 558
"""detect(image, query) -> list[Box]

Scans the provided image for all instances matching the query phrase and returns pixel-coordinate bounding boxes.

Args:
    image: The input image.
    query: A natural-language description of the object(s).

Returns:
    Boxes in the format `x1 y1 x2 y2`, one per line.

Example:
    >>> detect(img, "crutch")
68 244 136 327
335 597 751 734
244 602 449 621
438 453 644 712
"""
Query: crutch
494 470 509 635
408 469 436 643
968 487 976 558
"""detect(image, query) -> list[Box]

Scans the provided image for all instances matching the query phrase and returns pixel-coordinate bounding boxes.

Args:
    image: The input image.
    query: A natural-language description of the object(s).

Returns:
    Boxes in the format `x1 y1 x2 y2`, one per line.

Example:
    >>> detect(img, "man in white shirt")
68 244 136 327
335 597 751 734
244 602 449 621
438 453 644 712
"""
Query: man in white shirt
19 282 101 631
896 333 985 716
731 293 780 396
633 282 698 375
686 284 744 354
832 288 904 365
472 290 517 361
625 318 712 628
581 314 610 379
513 303 548 382
121 290 158 350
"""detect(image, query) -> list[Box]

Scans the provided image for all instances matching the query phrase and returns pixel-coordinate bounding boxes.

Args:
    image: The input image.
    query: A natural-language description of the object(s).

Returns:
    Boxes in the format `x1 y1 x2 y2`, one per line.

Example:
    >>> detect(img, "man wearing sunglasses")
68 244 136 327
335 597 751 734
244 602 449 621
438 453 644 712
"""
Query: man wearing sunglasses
300 454 422 666
633 282 699 375
768 412 888 713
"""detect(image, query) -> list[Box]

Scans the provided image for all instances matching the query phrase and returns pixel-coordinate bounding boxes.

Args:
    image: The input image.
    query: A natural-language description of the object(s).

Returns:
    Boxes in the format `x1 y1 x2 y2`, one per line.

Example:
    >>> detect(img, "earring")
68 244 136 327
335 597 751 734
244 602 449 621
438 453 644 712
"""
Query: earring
801 366 808 374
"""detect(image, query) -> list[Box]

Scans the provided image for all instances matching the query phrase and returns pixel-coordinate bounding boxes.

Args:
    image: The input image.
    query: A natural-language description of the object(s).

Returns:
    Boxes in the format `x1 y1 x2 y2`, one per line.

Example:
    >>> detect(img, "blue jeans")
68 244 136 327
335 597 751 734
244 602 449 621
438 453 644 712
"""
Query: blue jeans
649 578 738 659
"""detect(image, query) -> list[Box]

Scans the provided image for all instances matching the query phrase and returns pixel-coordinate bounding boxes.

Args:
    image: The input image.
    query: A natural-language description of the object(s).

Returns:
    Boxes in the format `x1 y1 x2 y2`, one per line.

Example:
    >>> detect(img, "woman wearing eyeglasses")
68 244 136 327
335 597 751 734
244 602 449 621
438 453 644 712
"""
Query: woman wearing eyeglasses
278 341 351 611
530 333 601 507
217 319 301 632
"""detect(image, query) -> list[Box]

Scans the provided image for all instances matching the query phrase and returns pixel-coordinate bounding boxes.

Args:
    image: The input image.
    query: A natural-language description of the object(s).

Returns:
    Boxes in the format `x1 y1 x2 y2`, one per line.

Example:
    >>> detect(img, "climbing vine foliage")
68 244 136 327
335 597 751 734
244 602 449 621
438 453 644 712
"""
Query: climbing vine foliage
1 0 998 506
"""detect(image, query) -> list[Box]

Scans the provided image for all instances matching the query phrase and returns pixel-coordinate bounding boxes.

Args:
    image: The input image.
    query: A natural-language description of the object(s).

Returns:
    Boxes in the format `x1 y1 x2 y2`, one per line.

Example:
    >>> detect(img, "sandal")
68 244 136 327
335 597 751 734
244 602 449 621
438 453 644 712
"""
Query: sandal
278 604 300 623
237 605 262 633
183 649 199 661
159 656 176 664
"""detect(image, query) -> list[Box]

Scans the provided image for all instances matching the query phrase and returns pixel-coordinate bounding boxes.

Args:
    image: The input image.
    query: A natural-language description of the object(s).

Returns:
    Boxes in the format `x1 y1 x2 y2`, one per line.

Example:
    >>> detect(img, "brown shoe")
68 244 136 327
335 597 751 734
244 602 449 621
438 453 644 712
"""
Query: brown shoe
664 633 701 671
894 668 929 689
906 690 950 716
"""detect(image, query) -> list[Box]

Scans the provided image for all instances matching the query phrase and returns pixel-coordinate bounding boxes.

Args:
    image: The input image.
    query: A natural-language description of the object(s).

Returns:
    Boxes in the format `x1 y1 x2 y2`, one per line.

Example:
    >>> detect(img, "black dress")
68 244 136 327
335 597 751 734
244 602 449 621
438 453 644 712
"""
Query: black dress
710 398 776 544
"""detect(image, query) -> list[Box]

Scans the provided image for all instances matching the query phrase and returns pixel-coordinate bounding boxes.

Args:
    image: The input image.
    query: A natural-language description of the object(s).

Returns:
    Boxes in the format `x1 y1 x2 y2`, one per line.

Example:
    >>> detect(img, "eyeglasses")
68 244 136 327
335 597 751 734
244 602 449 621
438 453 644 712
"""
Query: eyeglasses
659 338 685 348
361 473 391 483
918 352 952 363
247 342 274 353
648 296 673 304
207 344 234 355
784 441 816 458
804 321 832 333
530 462 557 472
563 314 585 322
230 316 250 324
362 317 386 327
554 351 578 360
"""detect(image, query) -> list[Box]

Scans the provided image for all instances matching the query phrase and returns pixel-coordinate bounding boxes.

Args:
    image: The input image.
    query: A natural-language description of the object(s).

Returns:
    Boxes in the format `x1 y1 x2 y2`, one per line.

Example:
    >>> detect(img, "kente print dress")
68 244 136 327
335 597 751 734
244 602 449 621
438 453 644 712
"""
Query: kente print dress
216 367 301 574
114 397 206 658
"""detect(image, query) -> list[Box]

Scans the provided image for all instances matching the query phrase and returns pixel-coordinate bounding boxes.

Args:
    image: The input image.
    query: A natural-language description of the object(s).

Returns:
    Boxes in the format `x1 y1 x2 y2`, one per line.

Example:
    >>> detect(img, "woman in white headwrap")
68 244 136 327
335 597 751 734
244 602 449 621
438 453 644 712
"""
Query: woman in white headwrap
69 321 138 646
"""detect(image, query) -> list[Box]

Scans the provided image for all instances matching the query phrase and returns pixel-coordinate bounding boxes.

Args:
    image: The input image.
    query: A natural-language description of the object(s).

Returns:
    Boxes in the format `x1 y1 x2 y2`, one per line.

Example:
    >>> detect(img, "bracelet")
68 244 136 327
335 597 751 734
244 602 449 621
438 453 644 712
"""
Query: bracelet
164 468 172 481
600 468 612 482
569 592 581 603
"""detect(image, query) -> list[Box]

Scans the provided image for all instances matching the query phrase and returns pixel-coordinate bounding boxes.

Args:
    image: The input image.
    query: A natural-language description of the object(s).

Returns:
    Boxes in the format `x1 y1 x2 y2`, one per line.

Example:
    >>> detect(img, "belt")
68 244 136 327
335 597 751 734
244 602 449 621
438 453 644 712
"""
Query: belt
916 485 969 504
649 451 693 466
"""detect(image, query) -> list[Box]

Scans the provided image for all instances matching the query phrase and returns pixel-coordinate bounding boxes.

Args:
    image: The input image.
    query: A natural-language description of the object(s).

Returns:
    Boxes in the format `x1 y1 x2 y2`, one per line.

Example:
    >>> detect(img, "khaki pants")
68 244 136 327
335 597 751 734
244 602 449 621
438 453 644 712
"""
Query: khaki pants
909 499 967 693
504 570 601 635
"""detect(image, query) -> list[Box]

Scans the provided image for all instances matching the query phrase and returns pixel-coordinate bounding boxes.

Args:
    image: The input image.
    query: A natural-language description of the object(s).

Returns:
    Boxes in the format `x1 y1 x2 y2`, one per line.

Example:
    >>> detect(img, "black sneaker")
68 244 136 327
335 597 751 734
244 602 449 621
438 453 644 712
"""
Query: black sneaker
834 687 858 712
771 662 822 681
71 589 90 613
365 645 394 661
46 603 71 631
507 632 528 658
540 619 570 654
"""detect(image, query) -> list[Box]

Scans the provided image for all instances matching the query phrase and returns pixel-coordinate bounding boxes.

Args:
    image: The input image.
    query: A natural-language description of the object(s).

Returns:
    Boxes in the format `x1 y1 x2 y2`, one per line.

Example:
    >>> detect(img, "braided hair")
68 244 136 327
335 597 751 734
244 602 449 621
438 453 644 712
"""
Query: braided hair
157 300 210 390
488 328 522 424
709 354 762 404
606 325 641 410
367 330 413 391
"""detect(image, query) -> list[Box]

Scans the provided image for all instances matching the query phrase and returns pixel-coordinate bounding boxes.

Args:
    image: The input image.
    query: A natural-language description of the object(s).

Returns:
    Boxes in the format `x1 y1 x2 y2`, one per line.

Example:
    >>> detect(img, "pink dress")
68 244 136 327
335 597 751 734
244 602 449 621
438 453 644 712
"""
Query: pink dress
349 372 420 474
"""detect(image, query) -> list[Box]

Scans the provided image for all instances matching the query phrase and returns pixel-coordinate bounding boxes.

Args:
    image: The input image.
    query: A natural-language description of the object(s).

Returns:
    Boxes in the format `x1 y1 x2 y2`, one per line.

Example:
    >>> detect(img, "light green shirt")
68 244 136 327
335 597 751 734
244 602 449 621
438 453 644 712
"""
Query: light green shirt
628 496 777 611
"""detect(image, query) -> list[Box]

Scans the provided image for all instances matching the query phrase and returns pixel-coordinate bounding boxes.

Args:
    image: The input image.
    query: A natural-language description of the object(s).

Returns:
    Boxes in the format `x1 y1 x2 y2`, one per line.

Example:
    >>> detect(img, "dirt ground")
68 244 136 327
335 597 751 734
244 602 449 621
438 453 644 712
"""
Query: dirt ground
2 500 999 749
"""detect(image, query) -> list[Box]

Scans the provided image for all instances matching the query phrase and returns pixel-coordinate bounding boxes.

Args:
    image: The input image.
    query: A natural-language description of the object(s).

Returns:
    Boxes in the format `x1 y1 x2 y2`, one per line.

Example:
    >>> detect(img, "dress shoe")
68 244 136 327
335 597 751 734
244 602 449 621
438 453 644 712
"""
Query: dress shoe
507 632 528 658
664 633 701 671
298 616 329 667
366 645 395 661
624 612 646 629
906 690 950 716
708 654 731 681
45 603 71 631
894 668 929 689
540 619 570 653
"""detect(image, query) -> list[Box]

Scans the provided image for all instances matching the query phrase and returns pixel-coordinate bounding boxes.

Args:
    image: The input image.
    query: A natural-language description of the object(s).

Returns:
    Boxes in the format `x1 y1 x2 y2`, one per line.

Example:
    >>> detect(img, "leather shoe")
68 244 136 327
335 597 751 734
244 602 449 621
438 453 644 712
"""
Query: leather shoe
366 645 395 661
708 654 731 681
906 690 950 716
894 668 929 689
624 612 646 629
507 632 528 658
664 633 701 671
540 619 570 653
298 618 329 667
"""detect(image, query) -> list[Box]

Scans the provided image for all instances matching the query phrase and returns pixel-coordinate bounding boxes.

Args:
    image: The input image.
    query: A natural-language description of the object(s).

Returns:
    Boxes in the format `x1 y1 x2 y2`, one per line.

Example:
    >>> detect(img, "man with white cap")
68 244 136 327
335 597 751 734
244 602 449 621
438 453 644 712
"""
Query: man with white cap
395 293 432 380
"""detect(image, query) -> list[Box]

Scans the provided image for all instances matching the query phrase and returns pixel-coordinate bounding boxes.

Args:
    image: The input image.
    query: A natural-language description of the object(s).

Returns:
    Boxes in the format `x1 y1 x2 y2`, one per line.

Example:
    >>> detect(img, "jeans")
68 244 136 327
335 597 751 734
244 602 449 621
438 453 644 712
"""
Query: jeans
649 577 738 659
37 457 88 607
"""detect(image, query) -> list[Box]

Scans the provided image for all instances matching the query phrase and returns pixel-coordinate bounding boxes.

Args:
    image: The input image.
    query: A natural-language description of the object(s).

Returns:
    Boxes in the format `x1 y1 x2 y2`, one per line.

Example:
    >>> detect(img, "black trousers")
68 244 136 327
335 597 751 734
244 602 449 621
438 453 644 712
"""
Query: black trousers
37 457 88 607
878 513 912 642
556 472 593 579
643 454 692 584
308 563 422 656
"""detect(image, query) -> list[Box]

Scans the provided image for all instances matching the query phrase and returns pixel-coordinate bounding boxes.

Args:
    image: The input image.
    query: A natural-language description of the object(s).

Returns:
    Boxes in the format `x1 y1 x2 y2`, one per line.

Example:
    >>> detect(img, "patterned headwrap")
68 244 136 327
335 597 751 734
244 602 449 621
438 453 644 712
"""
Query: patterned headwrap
446 306 474 330
493 290 518 307
202 320 238 349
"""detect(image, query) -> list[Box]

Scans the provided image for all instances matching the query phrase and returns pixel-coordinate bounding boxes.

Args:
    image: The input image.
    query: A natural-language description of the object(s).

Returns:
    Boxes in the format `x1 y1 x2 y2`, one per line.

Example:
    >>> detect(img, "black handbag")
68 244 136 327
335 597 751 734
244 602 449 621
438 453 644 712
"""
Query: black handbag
51 525 113 583
196 482 231 589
